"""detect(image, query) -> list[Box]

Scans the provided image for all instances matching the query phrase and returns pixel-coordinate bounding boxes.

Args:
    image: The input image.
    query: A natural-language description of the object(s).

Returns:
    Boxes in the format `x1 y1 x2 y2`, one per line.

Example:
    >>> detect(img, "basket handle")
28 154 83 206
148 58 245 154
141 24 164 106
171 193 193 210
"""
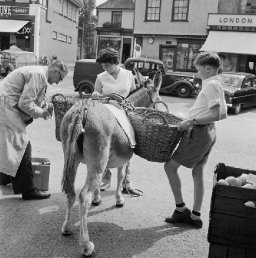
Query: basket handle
51 93 66 103
150 100 169 113
143 112 169 126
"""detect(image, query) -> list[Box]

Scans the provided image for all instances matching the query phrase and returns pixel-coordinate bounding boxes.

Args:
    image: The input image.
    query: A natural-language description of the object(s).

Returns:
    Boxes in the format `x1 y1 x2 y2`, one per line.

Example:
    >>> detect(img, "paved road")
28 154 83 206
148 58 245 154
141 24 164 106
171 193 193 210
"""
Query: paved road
1 73 256 258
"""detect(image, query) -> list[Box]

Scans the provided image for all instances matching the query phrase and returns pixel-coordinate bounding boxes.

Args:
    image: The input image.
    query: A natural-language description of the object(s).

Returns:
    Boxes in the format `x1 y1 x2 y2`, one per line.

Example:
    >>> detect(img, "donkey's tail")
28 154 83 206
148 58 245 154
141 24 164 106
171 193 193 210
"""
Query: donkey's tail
61 103 88 194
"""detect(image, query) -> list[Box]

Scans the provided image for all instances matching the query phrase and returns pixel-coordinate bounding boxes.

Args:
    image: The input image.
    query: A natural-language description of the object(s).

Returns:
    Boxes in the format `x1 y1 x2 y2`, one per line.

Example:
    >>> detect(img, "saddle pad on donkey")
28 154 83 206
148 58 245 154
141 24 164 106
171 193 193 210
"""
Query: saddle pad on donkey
104 104 136 148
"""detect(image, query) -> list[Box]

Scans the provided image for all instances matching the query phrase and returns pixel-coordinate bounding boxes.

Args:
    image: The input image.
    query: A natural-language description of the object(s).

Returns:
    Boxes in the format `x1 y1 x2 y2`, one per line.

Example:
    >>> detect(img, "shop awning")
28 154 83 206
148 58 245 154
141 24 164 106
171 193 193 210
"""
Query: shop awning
200 31 256 55
0 19 29 33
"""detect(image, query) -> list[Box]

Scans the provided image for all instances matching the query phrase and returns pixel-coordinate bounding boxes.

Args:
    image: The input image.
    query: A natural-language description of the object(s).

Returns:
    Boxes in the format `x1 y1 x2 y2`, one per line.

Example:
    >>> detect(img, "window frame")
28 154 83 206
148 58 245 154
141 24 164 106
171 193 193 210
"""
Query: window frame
171 0 190 22
145 0 162 22
111 11 122 25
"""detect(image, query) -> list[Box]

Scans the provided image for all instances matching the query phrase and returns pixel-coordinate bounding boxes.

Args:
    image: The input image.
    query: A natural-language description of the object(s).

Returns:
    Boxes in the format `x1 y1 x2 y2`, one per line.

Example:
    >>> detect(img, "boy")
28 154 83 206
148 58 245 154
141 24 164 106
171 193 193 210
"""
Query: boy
164 52 227 228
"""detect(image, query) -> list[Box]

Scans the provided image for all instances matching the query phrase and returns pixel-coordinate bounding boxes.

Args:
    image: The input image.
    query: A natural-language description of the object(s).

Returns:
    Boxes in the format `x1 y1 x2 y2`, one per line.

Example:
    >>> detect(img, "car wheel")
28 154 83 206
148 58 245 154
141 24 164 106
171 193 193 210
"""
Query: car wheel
176 84 191 98
6 68 12 75
229 104 242 114
78 83 93 98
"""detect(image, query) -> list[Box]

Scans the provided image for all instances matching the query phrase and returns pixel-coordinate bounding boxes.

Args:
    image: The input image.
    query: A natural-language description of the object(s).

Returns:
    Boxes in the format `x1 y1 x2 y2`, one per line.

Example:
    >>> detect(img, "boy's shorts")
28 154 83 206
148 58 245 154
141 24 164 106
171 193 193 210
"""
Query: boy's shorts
171 123 216 168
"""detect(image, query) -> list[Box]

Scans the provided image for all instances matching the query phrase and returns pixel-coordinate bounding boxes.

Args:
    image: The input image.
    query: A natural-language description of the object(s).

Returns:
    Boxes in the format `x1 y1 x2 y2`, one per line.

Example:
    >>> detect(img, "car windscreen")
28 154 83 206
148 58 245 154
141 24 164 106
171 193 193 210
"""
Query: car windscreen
219 74 242 88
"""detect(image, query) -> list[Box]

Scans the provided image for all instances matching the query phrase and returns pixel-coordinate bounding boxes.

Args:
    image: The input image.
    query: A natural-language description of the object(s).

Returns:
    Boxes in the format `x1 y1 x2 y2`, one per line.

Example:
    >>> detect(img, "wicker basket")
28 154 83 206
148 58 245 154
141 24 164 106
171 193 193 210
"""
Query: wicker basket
128 107 183 162
52 94 77 141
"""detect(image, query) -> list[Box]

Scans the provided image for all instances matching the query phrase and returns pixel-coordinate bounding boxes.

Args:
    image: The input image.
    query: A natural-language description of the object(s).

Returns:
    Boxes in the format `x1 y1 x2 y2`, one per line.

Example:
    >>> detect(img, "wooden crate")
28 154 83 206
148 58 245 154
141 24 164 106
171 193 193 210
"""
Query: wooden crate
208 163 256 251
209 243 256 258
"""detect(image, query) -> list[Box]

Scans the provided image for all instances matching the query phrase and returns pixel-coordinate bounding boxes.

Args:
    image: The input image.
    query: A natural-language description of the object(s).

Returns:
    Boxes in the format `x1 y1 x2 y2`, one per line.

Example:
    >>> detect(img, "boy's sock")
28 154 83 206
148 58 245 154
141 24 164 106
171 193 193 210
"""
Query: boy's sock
191 210 201 220
175 202 186 212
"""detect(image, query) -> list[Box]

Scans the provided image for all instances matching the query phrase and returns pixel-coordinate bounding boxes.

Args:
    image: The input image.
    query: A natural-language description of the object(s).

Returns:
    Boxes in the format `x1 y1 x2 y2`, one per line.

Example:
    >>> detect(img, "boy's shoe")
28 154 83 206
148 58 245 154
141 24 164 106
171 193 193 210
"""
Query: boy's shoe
185 215 203 229
22 189 51 200
165 208 191 223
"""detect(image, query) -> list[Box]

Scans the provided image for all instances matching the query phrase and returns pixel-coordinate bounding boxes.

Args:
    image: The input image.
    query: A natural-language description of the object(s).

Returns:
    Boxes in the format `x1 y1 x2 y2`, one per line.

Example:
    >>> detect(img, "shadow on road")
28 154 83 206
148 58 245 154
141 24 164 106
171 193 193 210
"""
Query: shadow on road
0 190 194 258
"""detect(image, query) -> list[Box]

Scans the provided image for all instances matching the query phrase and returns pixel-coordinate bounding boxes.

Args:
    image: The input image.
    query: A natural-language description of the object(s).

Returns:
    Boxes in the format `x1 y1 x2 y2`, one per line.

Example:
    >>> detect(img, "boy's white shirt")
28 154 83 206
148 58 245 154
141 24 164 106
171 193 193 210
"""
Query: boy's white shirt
189 75 227 120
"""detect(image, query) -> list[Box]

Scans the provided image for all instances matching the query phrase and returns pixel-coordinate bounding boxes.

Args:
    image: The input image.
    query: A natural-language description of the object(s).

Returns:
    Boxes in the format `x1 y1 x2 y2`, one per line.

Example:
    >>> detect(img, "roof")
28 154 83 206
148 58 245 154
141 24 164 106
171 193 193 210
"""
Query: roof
97 0 135 9
70 0 83 8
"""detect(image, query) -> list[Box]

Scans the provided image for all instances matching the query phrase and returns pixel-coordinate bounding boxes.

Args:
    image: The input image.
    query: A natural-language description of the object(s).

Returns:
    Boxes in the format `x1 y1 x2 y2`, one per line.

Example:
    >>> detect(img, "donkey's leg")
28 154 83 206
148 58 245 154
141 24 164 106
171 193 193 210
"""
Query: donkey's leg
92 172 104 206
61 159 80 236
116 165 126 207
78 166 104 257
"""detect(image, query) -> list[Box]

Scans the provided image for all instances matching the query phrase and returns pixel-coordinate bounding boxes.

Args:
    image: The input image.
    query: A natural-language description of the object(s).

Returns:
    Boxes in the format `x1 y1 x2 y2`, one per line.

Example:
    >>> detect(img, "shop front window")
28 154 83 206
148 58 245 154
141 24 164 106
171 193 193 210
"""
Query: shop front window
176 42 201 71
239 0 256 14
160 46 175 72
98 37 122 57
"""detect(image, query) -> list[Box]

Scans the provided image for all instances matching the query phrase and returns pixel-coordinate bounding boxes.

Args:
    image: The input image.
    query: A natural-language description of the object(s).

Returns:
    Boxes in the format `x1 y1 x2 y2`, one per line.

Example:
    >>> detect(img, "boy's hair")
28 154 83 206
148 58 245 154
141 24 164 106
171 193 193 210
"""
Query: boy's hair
194 52 221 68
96 48 119 64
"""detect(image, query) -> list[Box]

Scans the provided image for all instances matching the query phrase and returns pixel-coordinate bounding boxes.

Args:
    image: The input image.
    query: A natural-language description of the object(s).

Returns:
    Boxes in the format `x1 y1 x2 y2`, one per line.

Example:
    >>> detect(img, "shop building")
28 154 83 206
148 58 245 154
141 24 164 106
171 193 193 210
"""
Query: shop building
201 0 256 74
0 0 82 64
95 0 135 63
133 0 218 73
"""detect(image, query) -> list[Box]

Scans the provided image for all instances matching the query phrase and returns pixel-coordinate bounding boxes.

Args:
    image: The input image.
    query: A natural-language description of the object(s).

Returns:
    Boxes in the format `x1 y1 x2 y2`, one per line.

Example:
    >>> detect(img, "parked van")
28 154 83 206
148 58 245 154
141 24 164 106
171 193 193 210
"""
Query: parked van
73 59 104 96
0 46 38 75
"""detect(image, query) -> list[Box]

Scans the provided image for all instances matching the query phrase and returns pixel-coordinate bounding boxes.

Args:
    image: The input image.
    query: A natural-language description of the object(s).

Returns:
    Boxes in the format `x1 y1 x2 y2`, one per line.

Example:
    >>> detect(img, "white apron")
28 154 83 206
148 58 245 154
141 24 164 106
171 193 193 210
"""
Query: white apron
0 105 28 176
0 66 48 177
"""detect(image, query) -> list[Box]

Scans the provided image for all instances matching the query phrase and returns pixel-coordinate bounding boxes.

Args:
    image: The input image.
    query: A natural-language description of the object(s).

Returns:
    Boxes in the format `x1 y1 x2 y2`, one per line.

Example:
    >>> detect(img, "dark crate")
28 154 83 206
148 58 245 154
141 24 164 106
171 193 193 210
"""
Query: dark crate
209 243 256 258
208 163 256 251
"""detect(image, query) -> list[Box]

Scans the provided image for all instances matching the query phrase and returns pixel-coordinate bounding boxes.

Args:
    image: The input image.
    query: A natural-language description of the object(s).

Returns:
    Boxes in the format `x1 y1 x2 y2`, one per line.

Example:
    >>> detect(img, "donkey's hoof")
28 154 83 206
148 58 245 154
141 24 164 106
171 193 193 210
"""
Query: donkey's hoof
116 198 125 208
82 250 96 257
61 229 72 236
116 202 124 208
91 199 102 206
82 242 95 257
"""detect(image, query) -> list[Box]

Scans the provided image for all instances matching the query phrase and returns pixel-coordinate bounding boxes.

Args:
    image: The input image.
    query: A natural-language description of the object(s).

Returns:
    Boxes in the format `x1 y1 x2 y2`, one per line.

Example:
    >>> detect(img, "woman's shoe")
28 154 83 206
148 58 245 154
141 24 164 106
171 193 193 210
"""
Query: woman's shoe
122 186 143 196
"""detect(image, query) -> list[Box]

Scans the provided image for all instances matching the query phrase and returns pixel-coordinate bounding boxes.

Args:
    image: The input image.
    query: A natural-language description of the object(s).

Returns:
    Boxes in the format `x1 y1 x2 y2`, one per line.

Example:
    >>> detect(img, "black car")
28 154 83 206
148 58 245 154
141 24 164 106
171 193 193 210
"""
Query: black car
124 57 200 98
219 72 256 114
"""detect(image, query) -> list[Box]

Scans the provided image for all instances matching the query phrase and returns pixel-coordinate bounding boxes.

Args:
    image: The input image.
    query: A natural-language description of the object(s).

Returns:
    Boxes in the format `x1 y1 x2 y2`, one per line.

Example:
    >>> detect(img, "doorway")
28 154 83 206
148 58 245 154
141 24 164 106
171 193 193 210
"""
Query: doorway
0 35 10 50
246 55 256 75
122 37 132 63
159 45 176 72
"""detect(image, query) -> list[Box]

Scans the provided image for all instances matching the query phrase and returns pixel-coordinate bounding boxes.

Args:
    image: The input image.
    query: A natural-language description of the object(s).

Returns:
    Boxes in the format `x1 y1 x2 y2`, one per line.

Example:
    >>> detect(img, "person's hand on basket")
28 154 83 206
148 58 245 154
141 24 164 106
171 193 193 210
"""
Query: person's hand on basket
91 92 100 100
178 119 193 132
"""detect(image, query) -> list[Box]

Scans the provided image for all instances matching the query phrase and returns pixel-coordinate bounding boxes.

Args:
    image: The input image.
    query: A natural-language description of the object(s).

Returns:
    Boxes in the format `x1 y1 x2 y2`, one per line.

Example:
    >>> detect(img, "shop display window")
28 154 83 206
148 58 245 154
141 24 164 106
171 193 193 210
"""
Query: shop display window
98 37 121 57
176 42 202 71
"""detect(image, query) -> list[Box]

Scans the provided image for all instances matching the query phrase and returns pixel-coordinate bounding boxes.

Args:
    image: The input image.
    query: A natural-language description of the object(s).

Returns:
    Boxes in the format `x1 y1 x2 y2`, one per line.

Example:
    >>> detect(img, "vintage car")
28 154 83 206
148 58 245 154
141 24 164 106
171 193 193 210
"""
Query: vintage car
0 46 37 75
73 59 147 97
219 72 256 114
124 57 200 98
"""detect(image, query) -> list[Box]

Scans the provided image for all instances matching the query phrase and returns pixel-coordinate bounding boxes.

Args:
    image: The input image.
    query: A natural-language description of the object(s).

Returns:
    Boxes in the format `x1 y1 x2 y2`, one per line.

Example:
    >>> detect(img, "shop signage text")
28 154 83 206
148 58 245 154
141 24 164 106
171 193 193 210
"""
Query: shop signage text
0 5 29 17
208 14 256 27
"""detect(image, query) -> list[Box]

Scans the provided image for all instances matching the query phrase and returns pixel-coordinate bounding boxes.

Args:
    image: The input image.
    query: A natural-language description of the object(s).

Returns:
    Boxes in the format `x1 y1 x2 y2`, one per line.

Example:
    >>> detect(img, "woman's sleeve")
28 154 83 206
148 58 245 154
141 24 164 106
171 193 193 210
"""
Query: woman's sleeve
129 71 136 91
94 76 103 93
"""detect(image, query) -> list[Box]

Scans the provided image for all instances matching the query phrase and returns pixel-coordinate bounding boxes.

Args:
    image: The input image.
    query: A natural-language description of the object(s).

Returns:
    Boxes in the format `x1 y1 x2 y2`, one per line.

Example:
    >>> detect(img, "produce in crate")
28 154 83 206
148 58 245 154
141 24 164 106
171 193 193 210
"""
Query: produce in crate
216 173 256 189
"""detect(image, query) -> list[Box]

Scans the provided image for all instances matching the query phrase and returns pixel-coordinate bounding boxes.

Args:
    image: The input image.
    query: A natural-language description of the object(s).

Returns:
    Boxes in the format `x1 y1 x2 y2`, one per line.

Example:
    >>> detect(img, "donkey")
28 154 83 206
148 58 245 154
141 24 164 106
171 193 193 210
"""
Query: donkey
59 70 162 257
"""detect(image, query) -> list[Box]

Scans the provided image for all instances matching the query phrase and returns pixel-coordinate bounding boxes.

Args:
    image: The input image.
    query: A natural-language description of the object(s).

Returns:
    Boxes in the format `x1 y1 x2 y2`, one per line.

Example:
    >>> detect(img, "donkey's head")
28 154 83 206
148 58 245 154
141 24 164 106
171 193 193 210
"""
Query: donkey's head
146 70 162 103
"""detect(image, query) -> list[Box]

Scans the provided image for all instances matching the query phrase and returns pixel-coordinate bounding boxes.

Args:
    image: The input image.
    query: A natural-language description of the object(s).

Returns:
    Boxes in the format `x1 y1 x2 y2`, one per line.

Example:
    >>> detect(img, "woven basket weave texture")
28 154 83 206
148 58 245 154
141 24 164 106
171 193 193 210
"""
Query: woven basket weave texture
128 108 183 162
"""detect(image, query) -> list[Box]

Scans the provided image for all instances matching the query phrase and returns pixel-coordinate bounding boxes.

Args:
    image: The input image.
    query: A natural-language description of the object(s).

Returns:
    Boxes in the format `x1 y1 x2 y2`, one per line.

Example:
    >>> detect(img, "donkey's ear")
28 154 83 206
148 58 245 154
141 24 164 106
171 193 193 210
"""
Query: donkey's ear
153 70 162 90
